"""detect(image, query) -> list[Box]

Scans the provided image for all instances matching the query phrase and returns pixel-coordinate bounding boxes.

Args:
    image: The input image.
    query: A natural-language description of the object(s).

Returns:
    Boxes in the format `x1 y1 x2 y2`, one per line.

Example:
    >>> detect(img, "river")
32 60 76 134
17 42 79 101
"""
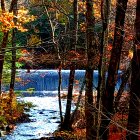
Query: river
1 70 123 140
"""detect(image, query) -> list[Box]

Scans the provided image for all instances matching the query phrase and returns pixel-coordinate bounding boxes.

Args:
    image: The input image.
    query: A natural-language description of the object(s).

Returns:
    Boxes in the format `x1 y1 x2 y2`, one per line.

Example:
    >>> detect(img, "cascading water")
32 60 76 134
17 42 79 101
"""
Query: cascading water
15 70 98 92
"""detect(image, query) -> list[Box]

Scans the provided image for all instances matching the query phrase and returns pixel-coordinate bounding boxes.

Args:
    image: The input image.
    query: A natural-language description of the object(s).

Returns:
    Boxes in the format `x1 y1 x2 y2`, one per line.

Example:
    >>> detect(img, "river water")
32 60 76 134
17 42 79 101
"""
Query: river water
1 70 122 140
4 94 72 140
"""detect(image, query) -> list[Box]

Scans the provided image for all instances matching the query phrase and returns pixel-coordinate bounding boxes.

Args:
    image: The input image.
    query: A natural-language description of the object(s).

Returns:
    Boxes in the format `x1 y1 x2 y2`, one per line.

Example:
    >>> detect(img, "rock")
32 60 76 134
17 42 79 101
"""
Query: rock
55 121 61 123
17 113 30 123
50 117 57 119
6 124 16 132
39 111 44 114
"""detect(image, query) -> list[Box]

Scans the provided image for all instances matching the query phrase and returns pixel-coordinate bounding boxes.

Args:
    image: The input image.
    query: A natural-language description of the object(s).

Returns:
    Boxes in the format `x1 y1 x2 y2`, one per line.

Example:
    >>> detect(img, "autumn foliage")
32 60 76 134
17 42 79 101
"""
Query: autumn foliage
0 7 35 32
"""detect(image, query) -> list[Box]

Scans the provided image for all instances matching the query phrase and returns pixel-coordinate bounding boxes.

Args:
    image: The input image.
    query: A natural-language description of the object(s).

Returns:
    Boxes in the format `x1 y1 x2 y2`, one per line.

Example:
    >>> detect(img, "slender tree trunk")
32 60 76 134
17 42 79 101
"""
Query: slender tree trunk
97 1 111 137
10 30 16 90
70 74 86 124
126 0 140 139
1 0 5 12
97 0 111 105
61 0 78 130
114 64 131 110
0 0 6 94
62 64 75 130
58 67 63 126
9 0 18 117
0 0 18 94
85 69 95 139
73 0 78 51
10 0 18 91
99 0 128 139
85 0 96 139
0 32 9 94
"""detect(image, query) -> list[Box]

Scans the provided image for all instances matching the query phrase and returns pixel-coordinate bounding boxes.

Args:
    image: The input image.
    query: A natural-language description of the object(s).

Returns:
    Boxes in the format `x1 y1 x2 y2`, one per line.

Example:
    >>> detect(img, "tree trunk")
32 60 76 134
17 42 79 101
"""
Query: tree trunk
70 74 86 125
99 0 128 139
85 69 95 139
126 0 140 139
62 64 75 130
0 32 9 94
58 67 63 126
61 0 78 130
97 1 111 137
73 0 78 51
10 0 18 91
114 64 131 110
85 0 96 139
10 31 16 90
0 0 18 94
1 0 5 12
97 0 111 105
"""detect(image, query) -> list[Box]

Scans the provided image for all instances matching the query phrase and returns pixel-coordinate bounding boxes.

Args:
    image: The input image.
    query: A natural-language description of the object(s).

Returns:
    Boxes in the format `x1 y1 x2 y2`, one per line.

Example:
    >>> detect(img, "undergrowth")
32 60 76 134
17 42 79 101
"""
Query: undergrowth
0 91 34 127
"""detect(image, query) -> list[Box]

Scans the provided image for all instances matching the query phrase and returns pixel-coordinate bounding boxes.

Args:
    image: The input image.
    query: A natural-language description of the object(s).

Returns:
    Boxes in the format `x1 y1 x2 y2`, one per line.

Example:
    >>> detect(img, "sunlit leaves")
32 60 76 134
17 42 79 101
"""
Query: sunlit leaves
0 7 36 32
80 22 86 32
27 35 41 46
0 12 14 32
128 50 133 59
18 49 33 65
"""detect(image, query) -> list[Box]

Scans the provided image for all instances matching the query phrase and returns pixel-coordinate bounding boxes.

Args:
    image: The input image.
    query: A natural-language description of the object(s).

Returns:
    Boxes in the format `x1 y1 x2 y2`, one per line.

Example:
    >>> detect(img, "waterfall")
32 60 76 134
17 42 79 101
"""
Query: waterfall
12 69 123 96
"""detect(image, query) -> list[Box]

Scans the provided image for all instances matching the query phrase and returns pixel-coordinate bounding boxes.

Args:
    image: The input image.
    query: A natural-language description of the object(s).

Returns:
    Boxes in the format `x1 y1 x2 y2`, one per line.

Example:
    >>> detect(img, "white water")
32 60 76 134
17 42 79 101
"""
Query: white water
4 95 74 140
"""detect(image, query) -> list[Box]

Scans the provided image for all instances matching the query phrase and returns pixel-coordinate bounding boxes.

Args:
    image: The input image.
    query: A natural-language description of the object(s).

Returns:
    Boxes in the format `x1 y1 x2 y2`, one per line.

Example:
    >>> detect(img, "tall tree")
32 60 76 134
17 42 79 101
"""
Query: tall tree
126 0 140 139
99 0 128 139
8 0 18 116
10 0 18 91
85 0 96 139
58 66 63 126
0 0 17 94
61 0 78 130
97 0 111 105
0 0 7 94
61 64 75 130
97 0 111 137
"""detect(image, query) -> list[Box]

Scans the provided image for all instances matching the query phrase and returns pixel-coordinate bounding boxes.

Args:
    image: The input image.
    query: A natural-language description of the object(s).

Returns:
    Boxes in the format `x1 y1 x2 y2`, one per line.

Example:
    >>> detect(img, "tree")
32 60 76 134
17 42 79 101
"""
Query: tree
126 0 140 139
10 0 18 91
97 0 111 137
85 0 96 139
61 0 78 130
97 0 111 105
0 0 14 94
99 0 128 139
57 66 63 126
0 0 35 94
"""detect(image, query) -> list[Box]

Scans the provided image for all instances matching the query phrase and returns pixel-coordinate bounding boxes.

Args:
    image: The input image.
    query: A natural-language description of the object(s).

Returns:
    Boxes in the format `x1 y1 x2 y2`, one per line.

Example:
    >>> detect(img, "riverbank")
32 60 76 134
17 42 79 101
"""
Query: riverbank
0 92 32 137
1 89 131 139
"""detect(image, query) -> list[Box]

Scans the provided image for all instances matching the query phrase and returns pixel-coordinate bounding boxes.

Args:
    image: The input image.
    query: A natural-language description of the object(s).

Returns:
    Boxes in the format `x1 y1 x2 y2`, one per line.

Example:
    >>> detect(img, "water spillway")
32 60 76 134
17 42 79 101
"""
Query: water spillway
15 70 98 94
14 69 122 94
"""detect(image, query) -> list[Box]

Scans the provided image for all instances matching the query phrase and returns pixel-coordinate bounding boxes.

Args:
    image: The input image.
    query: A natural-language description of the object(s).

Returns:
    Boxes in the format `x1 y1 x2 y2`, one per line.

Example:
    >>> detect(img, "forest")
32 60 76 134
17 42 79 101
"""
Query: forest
0 0 140 140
